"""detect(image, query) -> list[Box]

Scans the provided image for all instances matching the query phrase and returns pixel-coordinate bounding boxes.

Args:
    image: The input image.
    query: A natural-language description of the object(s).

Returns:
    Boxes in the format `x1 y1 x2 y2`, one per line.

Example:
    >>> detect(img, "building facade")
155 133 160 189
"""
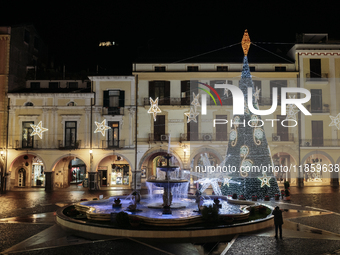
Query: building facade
133 58 300 188
0 27 10 192
3 32 340 191
288 34 340 186
6 76 137 191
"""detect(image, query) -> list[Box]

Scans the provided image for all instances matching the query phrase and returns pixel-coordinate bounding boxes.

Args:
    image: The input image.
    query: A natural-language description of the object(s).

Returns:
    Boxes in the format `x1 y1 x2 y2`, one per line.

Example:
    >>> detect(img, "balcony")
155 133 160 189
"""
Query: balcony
58 140 81 150
149 133 170 142
271 133 294 142
14 140 39 149
102 107 124 115
306 73 328 83
300 139 340 147
144 98 189 106
180 132 228 142
101 140 125 149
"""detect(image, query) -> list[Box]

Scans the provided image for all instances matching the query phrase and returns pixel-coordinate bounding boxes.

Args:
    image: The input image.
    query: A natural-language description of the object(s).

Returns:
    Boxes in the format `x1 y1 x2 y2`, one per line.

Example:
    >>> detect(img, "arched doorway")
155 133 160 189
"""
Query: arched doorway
302 153 332 186
69 157 86 184
272 152 294 185
32 157 45 186
18 168 26 187
9 154 46 188
97 155 131 187
52 155 87 188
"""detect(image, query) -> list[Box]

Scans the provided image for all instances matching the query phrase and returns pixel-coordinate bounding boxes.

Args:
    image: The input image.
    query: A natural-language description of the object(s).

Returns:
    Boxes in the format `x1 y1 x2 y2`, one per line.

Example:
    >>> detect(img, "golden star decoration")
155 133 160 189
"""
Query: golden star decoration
191 92 200 111
184 107 199 123
258 172 271 188
329 113 340 130
30 121 48 139
94 119 111 136
147 97 162 121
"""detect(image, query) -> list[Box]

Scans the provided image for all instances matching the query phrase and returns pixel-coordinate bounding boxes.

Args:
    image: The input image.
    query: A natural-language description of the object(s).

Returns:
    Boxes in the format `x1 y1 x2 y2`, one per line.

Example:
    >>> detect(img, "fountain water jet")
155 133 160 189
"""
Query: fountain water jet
146 154 189 213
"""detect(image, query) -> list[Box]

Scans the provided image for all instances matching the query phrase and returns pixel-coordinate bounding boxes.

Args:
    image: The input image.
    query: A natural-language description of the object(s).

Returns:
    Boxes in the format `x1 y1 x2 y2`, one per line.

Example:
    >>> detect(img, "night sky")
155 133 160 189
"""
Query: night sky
1 1 339 74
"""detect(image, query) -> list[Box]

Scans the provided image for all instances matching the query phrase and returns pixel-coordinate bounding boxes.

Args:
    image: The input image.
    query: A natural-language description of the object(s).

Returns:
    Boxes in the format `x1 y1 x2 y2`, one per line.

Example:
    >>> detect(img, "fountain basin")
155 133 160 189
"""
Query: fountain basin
56 196 275 241
75 195 251 226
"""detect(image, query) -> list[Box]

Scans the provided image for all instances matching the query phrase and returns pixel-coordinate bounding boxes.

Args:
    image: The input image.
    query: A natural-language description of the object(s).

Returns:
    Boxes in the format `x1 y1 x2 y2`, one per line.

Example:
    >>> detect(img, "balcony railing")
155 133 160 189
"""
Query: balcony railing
310 108 330 113
149 133 170 142
102 107 124 115
58 140 81 150
300 139 340 147
101 140 125 149
144 97 190 106
272 133 294 142
180 132 228 142
14 140 39 149
306 73 328 82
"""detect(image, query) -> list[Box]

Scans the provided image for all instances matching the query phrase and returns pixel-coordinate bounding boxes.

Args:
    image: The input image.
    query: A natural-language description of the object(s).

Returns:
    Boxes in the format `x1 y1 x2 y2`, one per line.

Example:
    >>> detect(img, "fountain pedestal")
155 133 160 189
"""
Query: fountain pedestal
146 154 189 214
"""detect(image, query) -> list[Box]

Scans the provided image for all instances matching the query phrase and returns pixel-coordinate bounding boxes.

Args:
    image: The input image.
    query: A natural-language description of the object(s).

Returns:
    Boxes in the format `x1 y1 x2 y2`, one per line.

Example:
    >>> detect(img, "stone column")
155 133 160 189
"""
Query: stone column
88 172 97 190
297 177 304 187
45 172 53 192
330 171 339 187
130 169 141 190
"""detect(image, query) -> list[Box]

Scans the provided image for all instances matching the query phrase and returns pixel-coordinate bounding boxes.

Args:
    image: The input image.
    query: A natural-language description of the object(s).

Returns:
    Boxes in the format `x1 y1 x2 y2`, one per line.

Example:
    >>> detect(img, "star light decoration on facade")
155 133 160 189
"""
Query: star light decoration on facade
94 119 111 136
191 92 200 111
258 172 271 188
224 88 229 96
285 96 299 121
253 86 261 103
148 97 162 121
329 113 340 130
184 107 199 123
30 121 48 139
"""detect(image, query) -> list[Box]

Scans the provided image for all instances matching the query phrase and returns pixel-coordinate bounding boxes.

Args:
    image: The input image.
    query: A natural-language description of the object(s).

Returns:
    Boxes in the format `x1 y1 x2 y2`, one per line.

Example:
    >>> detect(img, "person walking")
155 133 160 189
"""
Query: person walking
272 206 283 239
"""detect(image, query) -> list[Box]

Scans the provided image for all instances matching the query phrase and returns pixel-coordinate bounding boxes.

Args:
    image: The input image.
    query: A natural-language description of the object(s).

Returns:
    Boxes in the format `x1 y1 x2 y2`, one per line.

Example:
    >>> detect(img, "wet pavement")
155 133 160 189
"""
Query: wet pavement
1 186 340 254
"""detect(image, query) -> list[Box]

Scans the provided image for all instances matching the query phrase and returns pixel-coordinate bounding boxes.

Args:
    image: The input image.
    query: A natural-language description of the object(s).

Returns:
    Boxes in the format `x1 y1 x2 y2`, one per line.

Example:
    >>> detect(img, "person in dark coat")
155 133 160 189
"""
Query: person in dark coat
272 206 283 239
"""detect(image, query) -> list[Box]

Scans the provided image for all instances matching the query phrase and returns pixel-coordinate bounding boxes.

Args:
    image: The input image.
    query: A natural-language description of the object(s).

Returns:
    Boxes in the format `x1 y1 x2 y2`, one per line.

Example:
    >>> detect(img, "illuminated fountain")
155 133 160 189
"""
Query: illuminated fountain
146 154 189 214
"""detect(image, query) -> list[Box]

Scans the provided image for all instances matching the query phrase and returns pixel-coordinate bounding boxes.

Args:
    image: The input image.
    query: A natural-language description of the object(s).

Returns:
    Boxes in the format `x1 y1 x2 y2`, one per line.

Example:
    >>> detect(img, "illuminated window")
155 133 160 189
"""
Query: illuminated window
108 121 119 147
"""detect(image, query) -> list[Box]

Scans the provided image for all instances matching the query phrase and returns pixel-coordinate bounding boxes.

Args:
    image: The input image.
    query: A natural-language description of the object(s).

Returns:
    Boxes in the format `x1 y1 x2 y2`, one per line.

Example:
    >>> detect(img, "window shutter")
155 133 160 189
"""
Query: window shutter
119 90 125 107
103 91 109 107
149 81 155 99
164 81 170 97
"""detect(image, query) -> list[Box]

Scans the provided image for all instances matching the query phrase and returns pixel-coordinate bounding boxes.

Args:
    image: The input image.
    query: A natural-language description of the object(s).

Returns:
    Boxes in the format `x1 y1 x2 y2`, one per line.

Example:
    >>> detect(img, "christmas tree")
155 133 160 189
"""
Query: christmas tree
221 30 280 199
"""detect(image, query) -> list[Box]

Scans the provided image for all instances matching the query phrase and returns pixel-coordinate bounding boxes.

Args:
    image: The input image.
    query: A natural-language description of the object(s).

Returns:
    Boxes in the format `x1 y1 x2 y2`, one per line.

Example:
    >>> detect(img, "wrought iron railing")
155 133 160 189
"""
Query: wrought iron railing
149 133 170 142
101 140 125 149
102 107 124 115
58 140 81 150
144 97 191 106
271 133 294 142
300 139 340 147
306 73 328 81
180 132 228 142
